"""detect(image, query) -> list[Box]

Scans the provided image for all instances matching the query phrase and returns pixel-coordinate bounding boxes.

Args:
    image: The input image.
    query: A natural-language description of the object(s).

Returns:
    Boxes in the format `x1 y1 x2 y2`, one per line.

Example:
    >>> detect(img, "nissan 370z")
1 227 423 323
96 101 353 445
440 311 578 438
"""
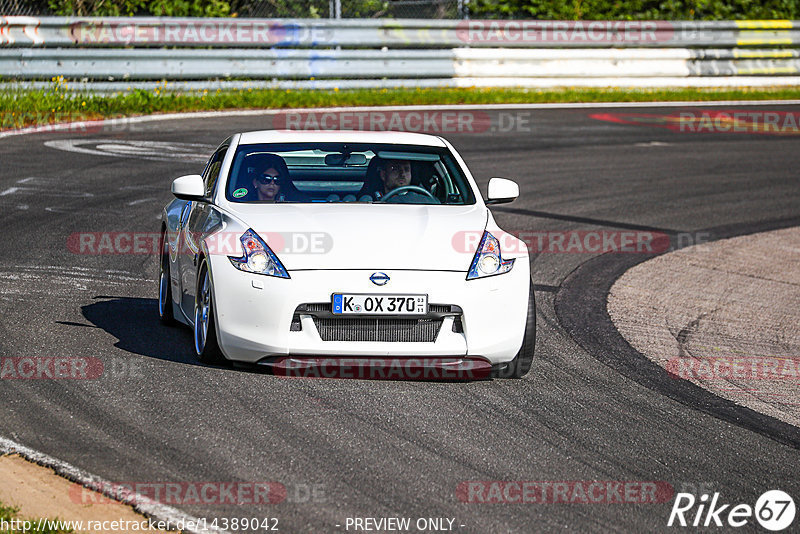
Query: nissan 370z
158 130 535 378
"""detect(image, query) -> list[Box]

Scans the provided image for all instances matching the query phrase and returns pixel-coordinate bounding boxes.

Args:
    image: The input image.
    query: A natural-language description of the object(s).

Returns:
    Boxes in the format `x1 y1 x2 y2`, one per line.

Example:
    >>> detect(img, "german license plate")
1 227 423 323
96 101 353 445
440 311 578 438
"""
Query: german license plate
332 294 427 315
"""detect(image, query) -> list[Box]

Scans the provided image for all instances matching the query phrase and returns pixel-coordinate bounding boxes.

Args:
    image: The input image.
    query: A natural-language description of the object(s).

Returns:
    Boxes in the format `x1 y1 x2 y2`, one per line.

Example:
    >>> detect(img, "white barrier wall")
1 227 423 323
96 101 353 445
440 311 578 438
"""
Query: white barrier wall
2 17 800 87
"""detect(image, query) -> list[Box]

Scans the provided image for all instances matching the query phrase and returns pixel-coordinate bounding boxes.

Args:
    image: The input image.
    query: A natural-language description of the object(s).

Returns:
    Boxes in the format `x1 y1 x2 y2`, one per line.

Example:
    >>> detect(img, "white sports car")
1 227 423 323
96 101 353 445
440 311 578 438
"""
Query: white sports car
158 130 534 378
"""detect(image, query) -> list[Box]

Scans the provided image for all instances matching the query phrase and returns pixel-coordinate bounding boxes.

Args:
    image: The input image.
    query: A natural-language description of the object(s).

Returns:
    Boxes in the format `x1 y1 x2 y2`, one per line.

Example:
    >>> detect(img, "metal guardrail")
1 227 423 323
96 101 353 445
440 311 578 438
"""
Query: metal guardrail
0 48 456 79
3 17 800 48
3 48 799 80
2 17 800 87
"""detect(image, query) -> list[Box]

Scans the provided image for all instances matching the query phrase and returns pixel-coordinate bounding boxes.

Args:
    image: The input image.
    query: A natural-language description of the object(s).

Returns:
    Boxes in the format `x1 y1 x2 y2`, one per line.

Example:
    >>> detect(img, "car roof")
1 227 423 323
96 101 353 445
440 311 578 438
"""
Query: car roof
237 130 448 147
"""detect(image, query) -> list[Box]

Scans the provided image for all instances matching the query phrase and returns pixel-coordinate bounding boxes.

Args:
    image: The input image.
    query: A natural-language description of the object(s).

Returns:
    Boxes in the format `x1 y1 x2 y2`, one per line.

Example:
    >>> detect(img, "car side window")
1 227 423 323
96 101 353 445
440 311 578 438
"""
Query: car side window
203 147 227 197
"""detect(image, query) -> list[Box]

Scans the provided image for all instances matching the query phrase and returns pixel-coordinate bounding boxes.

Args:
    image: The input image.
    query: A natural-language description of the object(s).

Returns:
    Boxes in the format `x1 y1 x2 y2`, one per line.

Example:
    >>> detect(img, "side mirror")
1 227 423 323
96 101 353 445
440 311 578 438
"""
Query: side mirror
485 177 519 205
172 174 205 201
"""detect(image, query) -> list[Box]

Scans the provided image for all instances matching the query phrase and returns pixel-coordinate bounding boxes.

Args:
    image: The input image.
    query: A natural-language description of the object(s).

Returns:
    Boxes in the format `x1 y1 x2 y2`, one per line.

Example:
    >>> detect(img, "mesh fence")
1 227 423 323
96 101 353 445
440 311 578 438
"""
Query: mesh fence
233 0 464 18
1 0 467 18
0 0 50 15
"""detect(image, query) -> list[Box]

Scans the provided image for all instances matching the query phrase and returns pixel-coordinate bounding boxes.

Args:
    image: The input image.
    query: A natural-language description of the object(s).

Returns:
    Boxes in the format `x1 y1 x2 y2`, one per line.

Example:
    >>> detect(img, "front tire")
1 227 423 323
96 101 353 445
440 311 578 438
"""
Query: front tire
158 231 175 326
494 280 536 379
194 262 224 364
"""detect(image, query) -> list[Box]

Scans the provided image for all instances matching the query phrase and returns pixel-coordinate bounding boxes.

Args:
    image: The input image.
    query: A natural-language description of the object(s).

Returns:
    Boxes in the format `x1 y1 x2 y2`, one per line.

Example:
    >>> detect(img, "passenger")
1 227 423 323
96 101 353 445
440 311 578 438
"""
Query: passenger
248 154 289 202
253 167 283 202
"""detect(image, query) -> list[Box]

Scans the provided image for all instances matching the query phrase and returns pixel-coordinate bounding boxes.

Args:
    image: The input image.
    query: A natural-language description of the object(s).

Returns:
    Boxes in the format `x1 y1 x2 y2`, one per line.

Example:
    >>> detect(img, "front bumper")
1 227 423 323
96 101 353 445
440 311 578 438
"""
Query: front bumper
208 255 530 365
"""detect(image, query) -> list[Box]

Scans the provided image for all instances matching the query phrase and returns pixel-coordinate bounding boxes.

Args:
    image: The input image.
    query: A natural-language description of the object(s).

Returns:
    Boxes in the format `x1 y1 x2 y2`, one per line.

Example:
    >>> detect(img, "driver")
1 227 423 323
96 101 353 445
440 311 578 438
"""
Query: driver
378 159 440 204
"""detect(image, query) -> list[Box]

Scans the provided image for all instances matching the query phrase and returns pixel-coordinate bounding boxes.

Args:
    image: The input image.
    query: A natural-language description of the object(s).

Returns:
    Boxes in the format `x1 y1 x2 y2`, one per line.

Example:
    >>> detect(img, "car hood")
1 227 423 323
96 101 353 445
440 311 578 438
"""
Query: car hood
223 203 487 271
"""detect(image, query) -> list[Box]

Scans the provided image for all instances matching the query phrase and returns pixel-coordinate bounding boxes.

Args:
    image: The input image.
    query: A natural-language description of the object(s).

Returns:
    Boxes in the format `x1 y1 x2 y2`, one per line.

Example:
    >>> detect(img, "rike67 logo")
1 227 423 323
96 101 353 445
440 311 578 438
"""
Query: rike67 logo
668 490 795 531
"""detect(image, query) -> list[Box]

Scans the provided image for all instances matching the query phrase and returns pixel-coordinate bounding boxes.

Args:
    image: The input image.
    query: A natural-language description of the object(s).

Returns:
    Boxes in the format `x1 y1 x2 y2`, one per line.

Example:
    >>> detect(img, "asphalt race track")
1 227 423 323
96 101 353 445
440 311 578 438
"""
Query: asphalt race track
0 105 798 532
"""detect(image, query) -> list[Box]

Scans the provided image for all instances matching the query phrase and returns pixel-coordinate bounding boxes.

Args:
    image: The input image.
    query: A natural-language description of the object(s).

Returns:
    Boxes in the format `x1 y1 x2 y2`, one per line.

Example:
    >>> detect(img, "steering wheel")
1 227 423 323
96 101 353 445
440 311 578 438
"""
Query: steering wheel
380 185 438 202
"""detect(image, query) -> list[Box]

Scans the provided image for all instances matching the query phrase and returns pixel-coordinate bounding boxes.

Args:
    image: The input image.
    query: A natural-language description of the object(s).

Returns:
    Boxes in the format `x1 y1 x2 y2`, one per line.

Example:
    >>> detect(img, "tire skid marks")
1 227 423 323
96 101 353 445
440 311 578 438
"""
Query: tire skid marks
0 176 93 197
0 265 150 296
44 138 214 163
0 176 126 214
0 176 94 213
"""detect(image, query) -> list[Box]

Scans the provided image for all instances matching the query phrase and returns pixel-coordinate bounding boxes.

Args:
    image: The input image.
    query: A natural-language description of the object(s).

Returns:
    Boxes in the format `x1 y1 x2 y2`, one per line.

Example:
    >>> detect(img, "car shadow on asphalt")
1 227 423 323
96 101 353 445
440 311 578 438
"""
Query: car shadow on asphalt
81 295 226 369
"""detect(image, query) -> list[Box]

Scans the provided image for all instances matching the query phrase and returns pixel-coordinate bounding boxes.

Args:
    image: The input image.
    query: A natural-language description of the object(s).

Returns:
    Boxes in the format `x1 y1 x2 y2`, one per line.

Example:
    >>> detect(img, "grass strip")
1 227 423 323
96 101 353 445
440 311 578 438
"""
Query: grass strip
0 502 72 534
2 79 800 130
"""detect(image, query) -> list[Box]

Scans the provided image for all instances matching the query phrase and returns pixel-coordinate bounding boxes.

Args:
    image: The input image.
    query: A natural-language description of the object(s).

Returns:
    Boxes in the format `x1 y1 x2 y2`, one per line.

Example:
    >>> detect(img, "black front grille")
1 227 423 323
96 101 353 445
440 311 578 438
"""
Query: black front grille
312 317 443 342
294 302 461 342
290 315 302 331
303 303 330 312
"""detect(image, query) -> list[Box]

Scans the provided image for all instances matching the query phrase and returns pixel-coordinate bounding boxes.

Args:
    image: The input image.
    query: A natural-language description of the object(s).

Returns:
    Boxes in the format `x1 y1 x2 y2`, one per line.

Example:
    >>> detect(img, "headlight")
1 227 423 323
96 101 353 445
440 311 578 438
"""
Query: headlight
467 231 514 280
228 229 290 279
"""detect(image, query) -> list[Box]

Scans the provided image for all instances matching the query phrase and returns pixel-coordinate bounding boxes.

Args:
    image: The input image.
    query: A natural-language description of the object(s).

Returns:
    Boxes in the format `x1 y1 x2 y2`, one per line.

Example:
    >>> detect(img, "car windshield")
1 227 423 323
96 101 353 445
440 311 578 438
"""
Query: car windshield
225 142 476 205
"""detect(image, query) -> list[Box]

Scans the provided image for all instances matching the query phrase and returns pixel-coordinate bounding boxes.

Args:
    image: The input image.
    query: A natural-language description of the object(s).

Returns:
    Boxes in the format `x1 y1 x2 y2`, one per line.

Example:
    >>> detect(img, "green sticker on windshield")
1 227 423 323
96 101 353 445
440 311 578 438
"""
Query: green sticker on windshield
233 188 248 198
